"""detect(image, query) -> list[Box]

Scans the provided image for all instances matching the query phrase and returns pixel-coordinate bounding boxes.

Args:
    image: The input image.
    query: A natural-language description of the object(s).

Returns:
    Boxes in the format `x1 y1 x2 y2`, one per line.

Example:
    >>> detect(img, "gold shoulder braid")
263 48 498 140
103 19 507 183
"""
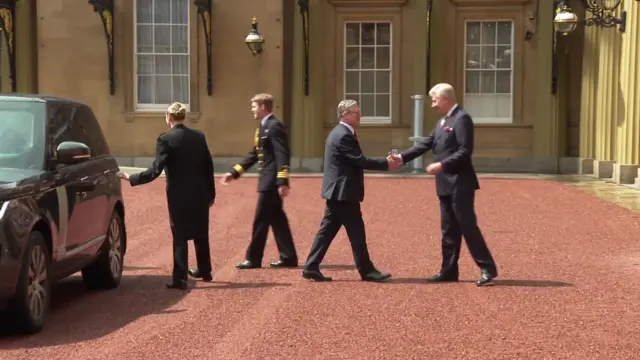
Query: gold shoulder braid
255 127 264 169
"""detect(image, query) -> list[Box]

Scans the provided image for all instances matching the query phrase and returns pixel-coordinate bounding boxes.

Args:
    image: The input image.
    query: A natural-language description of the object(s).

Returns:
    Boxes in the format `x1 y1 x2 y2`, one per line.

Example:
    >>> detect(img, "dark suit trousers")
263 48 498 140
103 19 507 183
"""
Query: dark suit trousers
170 208 212 283
438 191 497 276
246 189 298 264
304 200 375 275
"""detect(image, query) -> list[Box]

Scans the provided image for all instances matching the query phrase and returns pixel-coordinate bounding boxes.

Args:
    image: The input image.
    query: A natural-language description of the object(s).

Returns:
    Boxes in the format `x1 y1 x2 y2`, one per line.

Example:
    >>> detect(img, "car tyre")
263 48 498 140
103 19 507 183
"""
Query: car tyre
8 231 51 334
81 211 125 290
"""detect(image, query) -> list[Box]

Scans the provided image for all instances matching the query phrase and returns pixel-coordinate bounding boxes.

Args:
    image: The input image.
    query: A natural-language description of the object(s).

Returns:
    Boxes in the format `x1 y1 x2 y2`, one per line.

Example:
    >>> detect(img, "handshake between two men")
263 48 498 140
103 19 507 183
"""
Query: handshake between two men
385 151 444 175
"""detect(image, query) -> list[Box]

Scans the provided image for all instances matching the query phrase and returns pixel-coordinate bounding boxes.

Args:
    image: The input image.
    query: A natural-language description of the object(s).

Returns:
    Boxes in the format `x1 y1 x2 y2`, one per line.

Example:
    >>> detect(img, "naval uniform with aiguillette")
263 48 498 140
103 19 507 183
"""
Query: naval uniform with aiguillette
230 114 298 269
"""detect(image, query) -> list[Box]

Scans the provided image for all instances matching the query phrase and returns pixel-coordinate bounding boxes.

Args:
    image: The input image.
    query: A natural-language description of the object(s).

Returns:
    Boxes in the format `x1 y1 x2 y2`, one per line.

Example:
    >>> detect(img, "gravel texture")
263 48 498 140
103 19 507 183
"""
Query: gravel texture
1 177 638 360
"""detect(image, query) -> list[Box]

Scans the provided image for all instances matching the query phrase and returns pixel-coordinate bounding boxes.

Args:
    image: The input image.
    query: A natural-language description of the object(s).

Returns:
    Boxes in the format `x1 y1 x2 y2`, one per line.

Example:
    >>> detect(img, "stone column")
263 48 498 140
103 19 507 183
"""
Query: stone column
615 2 640 184
578 26 599 174
16 0 38 93
592 18 622 179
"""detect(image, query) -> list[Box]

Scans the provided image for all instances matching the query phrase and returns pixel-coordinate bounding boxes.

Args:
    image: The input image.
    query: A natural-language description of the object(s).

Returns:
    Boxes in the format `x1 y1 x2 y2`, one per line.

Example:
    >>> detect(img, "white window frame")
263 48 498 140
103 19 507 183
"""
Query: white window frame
343 20 393 125
463 19 514 124
133 0 191 112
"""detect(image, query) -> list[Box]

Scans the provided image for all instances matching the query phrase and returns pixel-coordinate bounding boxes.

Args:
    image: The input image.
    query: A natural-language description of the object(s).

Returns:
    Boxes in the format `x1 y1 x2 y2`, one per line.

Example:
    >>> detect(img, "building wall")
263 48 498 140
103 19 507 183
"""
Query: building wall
32 0 285 158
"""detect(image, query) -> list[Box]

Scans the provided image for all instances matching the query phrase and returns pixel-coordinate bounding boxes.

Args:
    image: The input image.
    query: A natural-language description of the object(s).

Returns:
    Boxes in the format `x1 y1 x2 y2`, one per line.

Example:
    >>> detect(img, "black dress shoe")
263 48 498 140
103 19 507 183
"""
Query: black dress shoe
236 260 261 269
166 281 188 290
426 273 459 283
270 260 298 268
302 270 332 282
476 270 497 287
361 270 392 282
188 268 213 282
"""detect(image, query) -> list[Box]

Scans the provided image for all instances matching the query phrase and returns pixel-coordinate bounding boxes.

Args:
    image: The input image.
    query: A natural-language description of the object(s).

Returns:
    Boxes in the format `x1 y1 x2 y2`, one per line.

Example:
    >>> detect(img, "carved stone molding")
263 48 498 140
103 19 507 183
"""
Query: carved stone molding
328 0 408 7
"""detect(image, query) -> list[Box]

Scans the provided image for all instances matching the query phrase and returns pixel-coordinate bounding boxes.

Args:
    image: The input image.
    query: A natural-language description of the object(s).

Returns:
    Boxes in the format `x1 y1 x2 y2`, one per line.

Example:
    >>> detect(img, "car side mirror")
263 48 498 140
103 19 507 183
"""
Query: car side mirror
56 141 91 164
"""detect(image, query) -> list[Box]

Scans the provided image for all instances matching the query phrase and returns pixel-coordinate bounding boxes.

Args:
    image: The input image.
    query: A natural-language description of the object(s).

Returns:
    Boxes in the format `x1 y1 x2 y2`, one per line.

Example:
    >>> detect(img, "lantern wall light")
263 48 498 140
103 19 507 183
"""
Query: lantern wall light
554 0 629 35
245 17 264 56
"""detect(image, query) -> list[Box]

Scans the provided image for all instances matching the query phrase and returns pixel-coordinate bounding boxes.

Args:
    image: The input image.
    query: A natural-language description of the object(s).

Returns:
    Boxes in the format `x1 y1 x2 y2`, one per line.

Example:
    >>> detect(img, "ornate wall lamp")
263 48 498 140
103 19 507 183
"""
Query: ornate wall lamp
245 17 264 56
194 0 213 95
554 0 628 35
88 0 115 95
297 0 310 96
0 0 17 92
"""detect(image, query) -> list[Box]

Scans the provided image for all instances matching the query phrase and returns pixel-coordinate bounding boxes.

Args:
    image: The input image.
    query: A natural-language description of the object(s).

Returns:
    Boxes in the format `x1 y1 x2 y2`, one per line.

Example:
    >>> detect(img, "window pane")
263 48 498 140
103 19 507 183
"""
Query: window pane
155 75 172 104
497 21 512 44
171 0 189 24
375 94 390 117
137 55 154 74
376 23 391 46
480 71 495 93
496 46 511 69
361 47 374 69
480 45 495 69
154 0 171 23
375 71 390 93
345 94 360 105
376 46 390 69
466 22 481 45
345 47 359 69
481 22 496 44
136 25 153 53
155 55 171 74
174 76 189 103
361 71 374 93
172 55 188 75
496 71 511 93
465 71 480 93
171 25 188 53
154 25 171 53
360 94 375 117
465 46 480 69
136 0 153 23
137 75 154 104
346 23 359 46
345 71 359 93
361 23 375 45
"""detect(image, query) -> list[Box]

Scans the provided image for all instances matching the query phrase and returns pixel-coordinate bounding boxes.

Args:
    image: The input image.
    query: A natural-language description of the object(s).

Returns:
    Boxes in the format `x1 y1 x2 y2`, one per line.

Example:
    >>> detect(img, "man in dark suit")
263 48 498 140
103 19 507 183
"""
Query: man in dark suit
221 93 298 269
389 83 498 286
302 99 398 282
118 102 215 290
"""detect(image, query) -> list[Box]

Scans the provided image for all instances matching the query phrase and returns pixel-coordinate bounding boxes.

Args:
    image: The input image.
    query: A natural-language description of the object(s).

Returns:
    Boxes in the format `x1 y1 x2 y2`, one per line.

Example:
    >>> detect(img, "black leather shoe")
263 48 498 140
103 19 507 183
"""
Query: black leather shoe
361 270 391 282
236 260 261 269
188 269 213 282
166 281 188 290
270 260 298 268
302 270 332 282
476 269 497 287
426 273 459 283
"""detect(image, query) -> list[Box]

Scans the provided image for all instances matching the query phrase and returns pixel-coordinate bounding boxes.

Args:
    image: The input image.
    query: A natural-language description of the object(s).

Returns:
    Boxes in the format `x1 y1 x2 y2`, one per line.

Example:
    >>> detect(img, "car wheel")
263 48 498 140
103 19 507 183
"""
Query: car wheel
81 211 125 290
9 231 51 334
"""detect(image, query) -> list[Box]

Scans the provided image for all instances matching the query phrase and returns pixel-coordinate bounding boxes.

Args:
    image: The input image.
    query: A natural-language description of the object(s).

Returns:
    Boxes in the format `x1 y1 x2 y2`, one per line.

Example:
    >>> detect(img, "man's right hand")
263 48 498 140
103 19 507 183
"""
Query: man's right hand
220 172 234 185
386 153 402 170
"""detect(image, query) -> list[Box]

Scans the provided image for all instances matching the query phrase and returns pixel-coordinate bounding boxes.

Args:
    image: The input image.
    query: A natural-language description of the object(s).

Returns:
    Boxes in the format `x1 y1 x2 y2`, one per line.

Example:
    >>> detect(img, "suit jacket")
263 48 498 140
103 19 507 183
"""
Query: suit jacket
130 124 215 230
230 114 291 192
400 106 480 196
321 123 388 202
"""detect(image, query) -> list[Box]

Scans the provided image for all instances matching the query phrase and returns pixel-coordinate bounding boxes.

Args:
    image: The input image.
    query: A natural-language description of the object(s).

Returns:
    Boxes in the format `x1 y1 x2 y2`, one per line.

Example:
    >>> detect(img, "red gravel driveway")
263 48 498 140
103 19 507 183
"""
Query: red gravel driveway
1 177 638 359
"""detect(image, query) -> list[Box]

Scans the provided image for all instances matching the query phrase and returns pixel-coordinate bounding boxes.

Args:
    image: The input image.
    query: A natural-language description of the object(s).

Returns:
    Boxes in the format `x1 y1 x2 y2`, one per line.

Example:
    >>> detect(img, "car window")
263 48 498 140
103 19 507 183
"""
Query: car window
0 100 46 170
69 106 110 157
50 104 73 149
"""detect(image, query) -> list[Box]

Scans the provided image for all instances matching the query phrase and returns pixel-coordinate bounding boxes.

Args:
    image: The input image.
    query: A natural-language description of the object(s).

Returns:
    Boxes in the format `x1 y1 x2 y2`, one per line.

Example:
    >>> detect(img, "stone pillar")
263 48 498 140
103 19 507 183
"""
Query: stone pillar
578 26 599 174
592 18 622 179
533 0 558 160
15 0 38 92
614 2 640 184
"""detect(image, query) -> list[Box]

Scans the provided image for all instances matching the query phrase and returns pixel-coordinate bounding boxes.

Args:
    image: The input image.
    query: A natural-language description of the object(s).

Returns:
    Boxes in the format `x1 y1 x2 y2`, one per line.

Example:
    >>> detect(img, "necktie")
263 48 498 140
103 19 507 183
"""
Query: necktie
353 130 357 139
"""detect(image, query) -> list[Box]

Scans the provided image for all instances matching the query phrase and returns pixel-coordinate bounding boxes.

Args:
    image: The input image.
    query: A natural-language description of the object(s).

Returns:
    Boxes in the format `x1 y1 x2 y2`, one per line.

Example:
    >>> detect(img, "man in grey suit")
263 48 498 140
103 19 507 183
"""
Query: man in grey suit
302 99 398 282
389 83 498 286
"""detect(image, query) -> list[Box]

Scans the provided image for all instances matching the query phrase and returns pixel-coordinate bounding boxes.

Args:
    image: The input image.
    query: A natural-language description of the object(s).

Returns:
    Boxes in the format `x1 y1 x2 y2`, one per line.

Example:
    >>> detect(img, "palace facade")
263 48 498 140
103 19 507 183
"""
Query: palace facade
1 0 639 184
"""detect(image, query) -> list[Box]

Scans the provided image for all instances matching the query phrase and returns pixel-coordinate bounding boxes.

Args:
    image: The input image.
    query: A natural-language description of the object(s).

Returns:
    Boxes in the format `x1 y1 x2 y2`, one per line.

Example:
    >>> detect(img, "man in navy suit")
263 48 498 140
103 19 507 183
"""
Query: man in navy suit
389 83 498 286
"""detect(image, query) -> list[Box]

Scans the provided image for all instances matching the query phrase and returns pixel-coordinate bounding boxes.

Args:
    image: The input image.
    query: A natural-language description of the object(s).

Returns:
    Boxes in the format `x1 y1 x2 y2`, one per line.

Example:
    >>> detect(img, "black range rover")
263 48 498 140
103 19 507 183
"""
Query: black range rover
0 95 127 334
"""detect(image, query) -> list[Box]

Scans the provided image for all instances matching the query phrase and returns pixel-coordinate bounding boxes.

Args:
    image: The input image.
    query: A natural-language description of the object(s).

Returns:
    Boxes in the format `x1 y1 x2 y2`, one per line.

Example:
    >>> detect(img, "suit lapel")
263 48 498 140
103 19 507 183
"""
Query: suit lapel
434 106 460 142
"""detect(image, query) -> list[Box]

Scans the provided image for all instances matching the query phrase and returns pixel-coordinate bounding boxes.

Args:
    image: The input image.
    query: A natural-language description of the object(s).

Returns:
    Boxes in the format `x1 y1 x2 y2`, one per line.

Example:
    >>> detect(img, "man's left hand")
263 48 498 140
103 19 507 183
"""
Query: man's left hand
278 185 290 198
426 162 443 175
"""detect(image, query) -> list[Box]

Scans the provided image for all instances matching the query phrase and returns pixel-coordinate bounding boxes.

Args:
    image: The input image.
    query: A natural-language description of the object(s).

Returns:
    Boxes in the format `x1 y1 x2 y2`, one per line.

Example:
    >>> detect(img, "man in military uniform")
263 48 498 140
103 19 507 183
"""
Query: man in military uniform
221 93 298 269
